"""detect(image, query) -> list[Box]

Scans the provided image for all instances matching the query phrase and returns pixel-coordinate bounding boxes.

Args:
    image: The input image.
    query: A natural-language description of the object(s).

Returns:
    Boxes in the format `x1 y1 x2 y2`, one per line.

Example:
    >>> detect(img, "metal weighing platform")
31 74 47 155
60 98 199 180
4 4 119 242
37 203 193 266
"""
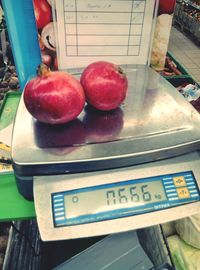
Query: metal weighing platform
11 66 200 241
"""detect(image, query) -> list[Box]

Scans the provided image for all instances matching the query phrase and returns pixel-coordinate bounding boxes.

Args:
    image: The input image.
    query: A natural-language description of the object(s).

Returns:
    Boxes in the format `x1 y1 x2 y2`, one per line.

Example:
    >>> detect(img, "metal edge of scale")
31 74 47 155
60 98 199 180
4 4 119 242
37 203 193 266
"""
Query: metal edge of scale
11 66 200 177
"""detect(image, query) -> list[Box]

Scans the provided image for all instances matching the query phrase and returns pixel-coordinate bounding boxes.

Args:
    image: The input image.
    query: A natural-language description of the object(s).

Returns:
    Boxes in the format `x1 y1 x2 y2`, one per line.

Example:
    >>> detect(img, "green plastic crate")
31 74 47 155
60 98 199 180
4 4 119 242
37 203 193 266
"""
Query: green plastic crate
0 91 21 131
0 90 35 221
163 51 191 80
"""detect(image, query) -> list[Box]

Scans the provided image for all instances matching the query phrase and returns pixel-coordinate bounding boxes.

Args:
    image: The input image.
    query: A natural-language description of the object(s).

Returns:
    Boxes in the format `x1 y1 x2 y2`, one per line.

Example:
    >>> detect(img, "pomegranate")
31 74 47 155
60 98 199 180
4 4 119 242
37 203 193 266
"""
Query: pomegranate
33 0 52 30
24 64 85 125
80 61 128 111
158 0 176 15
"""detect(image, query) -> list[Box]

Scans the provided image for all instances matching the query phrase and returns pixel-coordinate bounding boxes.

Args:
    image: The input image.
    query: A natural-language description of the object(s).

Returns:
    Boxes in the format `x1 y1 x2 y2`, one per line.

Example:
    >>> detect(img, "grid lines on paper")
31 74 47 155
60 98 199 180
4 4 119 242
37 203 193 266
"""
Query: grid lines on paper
63 0 146 57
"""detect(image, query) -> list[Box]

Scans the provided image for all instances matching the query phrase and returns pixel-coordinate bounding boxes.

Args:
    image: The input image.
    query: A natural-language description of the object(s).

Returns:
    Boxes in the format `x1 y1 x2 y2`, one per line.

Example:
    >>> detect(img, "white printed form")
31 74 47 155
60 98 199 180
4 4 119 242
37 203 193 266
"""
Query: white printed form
54 0 156 69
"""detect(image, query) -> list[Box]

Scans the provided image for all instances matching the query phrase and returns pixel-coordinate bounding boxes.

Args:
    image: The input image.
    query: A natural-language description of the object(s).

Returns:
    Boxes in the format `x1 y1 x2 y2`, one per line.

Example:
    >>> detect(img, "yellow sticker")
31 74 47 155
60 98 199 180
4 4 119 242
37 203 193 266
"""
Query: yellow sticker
177 187 190 199
173 176 186 187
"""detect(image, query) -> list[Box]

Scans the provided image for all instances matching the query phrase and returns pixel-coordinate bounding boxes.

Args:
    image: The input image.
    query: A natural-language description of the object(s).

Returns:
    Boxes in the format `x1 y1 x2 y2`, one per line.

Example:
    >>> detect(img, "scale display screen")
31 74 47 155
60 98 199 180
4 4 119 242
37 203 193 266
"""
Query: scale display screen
64 181 166 219
52 171 200 227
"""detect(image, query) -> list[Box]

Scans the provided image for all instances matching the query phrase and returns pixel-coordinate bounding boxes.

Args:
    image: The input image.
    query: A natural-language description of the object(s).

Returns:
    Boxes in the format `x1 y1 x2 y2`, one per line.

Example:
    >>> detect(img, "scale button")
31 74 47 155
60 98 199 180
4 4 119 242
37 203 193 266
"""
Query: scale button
177 187 190 199
173 176 186 187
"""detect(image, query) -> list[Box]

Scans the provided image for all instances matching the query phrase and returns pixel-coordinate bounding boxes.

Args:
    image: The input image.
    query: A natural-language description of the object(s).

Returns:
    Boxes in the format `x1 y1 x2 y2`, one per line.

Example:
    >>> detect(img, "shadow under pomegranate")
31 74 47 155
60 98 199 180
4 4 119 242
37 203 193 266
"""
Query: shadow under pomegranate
83 105 124 144
34 119 86 148
34 105 124 151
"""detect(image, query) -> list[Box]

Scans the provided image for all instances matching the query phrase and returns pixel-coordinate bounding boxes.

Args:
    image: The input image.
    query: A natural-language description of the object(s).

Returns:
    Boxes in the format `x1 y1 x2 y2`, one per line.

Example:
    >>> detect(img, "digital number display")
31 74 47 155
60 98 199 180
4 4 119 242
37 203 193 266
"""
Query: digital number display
64 180 167 219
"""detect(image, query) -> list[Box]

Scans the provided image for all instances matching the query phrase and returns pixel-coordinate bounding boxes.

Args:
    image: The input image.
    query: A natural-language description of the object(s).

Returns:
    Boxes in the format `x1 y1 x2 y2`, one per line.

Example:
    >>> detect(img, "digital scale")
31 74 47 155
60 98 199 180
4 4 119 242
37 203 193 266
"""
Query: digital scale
2 0 200 241
11 66 200 241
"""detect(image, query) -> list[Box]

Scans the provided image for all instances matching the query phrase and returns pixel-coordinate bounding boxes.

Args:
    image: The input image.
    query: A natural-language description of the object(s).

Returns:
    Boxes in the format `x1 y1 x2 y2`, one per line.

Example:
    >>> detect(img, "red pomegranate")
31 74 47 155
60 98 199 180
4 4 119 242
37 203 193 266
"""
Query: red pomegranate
80 61 128 111
24 64 85 125
158 0 176 15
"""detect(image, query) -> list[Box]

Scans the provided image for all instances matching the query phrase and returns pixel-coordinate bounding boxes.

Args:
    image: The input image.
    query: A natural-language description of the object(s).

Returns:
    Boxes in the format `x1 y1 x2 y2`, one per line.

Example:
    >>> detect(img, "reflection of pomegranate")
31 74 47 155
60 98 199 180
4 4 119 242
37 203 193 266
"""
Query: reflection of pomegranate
80 61 128 111
33 0 52 29
24 64 85 125
83 105 124 142
34 119 86 148
158 0 176 15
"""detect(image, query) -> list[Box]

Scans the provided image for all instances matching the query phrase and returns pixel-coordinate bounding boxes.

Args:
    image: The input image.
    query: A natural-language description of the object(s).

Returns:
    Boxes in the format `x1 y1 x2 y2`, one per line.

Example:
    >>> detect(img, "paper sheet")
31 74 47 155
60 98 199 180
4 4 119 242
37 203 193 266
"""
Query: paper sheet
54 0 157 70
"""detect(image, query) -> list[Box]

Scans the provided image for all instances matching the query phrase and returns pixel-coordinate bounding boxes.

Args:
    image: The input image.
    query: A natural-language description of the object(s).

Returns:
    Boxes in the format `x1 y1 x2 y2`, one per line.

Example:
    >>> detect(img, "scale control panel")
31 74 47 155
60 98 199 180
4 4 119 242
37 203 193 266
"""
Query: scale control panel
51 171 200 228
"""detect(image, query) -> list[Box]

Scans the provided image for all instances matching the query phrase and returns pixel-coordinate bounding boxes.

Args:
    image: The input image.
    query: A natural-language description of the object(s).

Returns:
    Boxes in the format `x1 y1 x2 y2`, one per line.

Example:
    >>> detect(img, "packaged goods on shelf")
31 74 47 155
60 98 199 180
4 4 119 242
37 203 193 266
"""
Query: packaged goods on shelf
177 82 200 112
173 0 200 42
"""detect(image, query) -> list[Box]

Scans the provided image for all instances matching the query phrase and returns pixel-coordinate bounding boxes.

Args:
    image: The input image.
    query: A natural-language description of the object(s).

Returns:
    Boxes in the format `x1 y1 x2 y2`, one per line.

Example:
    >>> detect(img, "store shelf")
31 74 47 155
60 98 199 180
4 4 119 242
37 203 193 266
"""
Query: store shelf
173 1 200 43
183 0 200 11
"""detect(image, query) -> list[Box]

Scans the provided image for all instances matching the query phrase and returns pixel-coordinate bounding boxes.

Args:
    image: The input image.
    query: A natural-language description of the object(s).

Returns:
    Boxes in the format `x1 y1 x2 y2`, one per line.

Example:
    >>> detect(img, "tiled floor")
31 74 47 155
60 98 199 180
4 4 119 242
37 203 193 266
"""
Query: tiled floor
168 26 200 83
